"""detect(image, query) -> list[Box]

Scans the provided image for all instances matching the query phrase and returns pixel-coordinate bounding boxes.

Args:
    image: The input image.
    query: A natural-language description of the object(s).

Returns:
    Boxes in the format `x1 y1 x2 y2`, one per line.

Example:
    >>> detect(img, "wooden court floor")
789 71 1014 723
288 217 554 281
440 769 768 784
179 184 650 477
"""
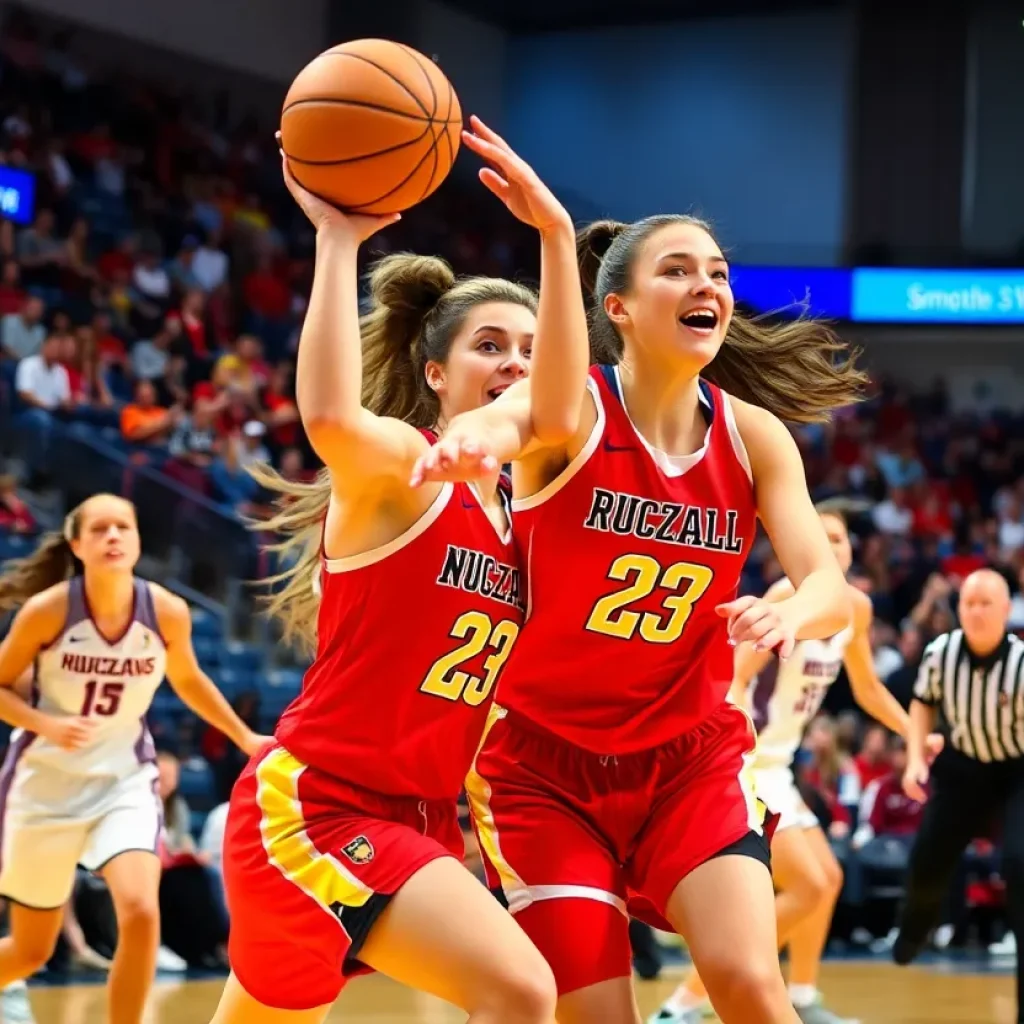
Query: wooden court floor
18 961 1018 1024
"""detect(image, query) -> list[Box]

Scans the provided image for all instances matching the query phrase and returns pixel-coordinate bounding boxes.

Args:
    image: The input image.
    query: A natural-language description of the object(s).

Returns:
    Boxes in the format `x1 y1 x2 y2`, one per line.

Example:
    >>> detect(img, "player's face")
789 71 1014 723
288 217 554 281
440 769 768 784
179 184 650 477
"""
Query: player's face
427 301 534 420
821 513 853 573
608 223 733 368
72 496 141 574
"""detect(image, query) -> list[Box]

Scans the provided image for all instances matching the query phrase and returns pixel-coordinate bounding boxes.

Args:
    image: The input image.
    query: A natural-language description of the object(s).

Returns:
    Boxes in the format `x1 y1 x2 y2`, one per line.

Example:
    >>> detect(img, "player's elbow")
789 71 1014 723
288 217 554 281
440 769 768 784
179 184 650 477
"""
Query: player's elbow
530 407 579 448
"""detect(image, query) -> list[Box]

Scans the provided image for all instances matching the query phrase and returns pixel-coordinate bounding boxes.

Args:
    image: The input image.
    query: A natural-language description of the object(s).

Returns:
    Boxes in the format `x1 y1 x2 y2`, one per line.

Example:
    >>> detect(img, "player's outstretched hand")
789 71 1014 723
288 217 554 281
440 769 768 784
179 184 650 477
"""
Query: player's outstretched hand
461 115 572 236
410 436 499 487
715 595 798 660
44 716 99 752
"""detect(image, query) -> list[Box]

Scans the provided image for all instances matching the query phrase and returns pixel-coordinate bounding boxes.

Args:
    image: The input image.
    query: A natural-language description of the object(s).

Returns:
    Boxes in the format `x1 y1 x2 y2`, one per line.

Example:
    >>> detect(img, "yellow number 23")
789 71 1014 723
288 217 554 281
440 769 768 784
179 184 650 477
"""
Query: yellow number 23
586 553 714 644
420 611 520 706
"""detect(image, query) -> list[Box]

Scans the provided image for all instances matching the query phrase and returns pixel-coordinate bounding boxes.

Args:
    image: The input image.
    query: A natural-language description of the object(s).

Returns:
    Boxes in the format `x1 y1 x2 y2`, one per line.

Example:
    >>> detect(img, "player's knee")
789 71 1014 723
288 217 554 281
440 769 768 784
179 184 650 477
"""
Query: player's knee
115 894 160 936
790 863 833 910
479 956 557 1021
14 932 58 974
703 958 789 1023
821 853 844 897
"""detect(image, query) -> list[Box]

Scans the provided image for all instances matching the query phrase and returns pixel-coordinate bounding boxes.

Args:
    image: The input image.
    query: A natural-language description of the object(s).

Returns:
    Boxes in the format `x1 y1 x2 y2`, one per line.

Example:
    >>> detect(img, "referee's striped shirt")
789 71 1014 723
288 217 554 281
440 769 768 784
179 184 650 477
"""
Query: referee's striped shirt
913 629 1024 762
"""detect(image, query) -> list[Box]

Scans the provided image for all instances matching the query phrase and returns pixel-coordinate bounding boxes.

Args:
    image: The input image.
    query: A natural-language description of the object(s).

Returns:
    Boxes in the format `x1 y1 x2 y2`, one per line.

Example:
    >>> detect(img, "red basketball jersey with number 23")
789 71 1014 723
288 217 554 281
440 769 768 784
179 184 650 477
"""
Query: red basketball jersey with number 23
274 481 523 800
500 365 758 754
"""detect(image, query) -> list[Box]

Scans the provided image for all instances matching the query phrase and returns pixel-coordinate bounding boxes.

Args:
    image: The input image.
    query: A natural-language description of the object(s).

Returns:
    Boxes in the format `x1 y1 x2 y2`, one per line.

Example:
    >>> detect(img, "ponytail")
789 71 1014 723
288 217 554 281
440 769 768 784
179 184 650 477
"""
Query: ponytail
0 504 85 612
701 312 867 424
246 465 329 656
360 253 456 428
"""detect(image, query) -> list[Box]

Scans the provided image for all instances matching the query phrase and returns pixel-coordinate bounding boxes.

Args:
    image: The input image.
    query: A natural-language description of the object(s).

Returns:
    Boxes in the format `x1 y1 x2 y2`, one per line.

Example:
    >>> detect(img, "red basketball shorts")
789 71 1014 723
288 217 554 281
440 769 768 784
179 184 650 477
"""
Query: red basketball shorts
224 744 463 1011
467 702 776 994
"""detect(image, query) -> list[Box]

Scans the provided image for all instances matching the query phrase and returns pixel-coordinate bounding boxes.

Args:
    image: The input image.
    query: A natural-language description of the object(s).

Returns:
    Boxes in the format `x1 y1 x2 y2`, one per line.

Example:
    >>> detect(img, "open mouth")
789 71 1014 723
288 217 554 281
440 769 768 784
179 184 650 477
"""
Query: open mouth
679 309 719 332
487 386 509 401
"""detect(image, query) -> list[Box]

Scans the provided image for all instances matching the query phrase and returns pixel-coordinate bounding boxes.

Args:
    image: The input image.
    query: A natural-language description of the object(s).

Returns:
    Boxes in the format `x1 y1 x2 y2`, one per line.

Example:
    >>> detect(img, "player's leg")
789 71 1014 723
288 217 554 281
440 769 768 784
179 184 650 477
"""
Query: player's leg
82 770 164 1024
357 855 556 1021
0 904 65 988
0 817 84 986
650 777 829 1023
782 826 846 1017
893 769 994 964
667 849 797 1024
469 712 640 1024
99 851 162 1024
209 974 334 1024
214 743 554 1022
633 706 796 1024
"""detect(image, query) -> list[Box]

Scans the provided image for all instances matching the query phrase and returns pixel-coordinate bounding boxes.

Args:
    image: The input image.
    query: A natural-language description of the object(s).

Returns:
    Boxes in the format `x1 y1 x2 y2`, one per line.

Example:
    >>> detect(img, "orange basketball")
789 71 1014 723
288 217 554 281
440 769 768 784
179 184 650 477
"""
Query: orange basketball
280 39 462 215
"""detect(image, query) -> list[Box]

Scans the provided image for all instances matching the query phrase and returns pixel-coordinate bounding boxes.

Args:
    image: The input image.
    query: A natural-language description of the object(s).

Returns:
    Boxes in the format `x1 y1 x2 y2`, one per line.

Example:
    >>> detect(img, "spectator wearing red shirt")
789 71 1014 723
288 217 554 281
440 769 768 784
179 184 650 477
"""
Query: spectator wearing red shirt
860 739 925 841
169 288 210 359
97 235 138 283
0 474 38 535
854 723 893 790
0 259 26 315
260 362 299 450
243 252 290 321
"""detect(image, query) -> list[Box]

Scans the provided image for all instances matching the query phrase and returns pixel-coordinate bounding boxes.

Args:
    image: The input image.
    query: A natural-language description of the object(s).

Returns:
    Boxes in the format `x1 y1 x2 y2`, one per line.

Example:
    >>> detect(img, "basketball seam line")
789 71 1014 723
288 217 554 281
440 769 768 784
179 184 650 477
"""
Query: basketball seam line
399 46 441 203
347 134 441 212
318 50 430 117
285 125 434 166
281 97 446 122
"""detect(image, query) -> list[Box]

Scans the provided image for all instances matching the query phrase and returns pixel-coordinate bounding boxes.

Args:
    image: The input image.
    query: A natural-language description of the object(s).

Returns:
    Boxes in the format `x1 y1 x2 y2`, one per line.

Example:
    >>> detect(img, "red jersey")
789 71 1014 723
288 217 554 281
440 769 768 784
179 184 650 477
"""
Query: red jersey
275 481 523 800
865 773 925 836
500 365 757 754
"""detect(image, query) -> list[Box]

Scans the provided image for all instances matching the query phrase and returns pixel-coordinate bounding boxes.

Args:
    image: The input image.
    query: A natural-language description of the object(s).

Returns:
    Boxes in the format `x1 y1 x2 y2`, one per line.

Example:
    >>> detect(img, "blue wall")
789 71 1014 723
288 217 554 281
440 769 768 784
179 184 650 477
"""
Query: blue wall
504 8 854 266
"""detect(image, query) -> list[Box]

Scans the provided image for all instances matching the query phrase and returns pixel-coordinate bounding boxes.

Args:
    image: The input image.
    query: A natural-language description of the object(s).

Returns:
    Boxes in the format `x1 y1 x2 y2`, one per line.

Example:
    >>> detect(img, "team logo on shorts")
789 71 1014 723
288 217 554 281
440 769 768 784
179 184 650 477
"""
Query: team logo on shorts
341 836 375 864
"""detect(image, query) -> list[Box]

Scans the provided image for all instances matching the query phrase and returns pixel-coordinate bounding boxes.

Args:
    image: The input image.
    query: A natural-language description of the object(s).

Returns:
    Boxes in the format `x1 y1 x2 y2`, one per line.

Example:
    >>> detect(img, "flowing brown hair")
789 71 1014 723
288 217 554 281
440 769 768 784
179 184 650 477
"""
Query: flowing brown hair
251 253 537 654
577 216 867 423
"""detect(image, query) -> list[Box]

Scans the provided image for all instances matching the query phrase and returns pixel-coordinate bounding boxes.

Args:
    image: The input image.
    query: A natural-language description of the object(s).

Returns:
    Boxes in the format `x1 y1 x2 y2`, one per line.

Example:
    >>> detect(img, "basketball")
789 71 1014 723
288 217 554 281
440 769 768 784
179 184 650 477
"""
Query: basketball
280 39 462 215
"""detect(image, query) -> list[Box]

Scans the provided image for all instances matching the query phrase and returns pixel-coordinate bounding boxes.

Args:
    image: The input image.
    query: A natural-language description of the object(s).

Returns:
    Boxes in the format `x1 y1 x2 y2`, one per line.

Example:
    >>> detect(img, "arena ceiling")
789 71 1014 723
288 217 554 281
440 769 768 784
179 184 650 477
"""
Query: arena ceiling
441 0 842 32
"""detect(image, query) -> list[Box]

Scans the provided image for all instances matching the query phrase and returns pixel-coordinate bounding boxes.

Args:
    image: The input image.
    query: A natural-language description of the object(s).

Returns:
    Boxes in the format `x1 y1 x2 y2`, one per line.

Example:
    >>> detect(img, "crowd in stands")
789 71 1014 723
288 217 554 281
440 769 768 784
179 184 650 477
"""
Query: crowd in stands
1 1 1023 980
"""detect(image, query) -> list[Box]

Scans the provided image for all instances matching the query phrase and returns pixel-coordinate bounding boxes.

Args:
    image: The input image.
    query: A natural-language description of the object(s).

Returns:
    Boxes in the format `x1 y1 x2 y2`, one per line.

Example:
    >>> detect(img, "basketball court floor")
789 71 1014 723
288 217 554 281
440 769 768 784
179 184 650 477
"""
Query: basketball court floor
14 957 1018 1023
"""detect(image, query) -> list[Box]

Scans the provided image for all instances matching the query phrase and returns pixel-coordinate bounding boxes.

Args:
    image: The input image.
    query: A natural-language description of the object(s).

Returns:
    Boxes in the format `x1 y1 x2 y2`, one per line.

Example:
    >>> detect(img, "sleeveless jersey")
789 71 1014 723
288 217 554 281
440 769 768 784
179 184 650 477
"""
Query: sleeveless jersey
275 481 523 800
748 627 854 769
500 365 757 754
10 576 164 780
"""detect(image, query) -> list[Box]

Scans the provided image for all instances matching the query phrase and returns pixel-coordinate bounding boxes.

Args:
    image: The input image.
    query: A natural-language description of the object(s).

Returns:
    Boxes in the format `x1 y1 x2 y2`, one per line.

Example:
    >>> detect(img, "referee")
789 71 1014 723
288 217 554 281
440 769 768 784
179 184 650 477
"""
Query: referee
895 568 1024 1019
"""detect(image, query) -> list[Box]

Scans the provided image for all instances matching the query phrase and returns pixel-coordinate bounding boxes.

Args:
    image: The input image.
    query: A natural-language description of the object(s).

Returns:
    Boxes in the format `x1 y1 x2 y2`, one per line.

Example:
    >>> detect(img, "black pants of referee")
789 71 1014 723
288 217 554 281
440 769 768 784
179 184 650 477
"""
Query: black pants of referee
894 747 1024 1020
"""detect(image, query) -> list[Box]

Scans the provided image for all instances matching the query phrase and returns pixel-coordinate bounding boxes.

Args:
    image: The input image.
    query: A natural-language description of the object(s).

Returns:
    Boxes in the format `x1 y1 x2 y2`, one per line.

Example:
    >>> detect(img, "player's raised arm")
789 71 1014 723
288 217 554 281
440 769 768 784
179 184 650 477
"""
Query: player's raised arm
155 588 269 756
464 117 588 443
411 120 591 484
282 152 429 495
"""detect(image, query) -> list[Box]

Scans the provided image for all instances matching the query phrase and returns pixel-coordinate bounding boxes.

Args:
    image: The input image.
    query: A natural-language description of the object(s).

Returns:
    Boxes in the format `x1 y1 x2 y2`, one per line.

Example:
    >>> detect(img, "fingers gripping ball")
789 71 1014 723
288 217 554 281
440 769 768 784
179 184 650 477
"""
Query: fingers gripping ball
280 39 462 215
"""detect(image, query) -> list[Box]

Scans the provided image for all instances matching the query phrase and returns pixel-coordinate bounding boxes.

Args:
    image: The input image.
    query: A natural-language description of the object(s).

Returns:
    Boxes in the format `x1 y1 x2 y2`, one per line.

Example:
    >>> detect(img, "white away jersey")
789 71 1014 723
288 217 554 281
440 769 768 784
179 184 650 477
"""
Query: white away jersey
747 627 853 768
6 576 166 781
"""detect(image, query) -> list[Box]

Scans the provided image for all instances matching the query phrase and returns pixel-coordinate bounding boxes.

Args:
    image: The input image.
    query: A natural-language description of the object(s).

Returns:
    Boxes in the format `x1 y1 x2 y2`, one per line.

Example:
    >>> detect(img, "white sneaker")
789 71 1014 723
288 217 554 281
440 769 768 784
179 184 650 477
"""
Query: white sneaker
989 932 1017 956
0 981 35 1023
156 945 188 972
